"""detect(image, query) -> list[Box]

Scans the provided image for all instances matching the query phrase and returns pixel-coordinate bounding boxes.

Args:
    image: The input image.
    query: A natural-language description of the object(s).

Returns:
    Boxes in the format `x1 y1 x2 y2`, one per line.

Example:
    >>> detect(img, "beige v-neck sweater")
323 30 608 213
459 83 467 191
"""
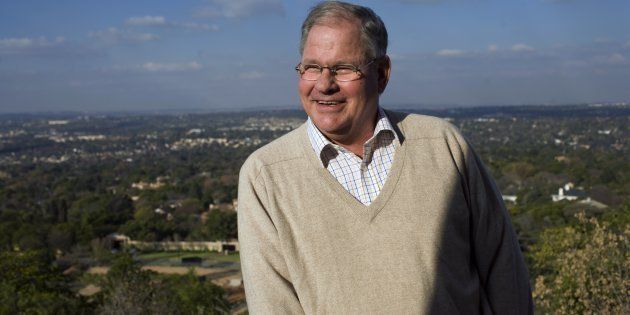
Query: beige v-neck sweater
238 111 533 314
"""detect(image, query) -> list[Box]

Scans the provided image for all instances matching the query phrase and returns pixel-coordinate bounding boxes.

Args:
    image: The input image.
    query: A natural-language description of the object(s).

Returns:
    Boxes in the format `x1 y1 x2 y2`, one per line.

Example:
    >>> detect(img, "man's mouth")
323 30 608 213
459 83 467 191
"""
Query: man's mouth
315 100 343 106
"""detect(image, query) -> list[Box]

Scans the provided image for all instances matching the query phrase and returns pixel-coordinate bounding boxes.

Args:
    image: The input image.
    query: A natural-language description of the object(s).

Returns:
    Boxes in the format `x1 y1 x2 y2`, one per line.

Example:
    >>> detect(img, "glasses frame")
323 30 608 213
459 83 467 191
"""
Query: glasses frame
295 58 378 82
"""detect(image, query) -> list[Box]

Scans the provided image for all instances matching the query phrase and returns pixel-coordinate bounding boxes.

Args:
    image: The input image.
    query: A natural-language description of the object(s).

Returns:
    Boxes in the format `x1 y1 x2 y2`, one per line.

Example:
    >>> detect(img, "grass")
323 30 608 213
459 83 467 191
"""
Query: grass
136 251 240 264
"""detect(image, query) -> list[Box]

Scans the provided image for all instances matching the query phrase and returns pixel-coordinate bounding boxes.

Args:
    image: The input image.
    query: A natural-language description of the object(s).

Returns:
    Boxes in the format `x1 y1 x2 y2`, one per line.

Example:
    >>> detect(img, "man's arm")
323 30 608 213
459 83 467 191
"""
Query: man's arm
237 162 304 314
456 134 534 314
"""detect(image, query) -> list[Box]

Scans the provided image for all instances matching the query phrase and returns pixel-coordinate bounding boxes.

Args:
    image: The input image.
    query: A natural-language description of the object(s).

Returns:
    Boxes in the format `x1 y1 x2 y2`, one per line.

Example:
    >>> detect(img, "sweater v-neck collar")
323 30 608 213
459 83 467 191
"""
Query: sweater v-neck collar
299 112 408 223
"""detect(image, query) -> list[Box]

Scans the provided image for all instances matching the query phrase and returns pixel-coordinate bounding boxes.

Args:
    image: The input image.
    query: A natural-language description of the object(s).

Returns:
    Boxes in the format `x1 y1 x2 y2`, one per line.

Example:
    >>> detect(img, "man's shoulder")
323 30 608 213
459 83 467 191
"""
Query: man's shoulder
239 123 307 180
385 109 464 141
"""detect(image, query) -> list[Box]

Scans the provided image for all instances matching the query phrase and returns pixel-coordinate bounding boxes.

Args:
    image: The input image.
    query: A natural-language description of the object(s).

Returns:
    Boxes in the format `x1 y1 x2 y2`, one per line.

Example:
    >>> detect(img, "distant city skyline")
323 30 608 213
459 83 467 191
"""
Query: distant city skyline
1 0 629 113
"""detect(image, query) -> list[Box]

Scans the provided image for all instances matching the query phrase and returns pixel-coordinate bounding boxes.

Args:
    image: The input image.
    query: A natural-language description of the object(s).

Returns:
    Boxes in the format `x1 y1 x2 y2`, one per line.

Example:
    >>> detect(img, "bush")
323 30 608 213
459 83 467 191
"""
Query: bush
0 250 90 313
96 253 230 314
530 212 629 314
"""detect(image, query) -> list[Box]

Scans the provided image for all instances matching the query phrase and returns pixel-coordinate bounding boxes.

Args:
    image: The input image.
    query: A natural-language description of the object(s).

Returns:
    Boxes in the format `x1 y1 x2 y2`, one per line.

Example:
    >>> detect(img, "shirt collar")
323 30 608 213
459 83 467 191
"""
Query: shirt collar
306 107 398 163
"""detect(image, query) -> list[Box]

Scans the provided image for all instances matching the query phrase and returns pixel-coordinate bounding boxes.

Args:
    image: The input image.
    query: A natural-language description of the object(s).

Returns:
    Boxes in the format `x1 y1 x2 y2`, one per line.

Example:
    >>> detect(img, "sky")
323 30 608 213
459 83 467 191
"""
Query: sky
1 0 629 113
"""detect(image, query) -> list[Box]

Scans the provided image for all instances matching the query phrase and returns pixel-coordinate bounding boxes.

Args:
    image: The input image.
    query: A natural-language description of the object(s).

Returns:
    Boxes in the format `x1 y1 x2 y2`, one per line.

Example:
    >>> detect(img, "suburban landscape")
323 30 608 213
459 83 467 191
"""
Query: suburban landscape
0 103 628 313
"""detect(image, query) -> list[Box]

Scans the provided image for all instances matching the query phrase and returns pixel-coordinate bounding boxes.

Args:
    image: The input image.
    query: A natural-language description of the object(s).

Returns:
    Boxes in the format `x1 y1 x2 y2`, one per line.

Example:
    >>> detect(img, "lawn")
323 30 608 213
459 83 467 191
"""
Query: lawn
136 251 240 265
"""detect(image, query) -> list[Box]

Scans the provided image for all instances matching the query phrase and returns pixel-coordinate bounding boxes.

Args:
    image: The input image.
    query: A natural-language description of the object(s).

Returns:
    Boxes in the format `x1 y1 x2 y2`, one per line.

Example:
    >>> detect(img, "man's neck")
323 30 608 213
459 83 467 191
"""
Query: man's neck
326 112 379 158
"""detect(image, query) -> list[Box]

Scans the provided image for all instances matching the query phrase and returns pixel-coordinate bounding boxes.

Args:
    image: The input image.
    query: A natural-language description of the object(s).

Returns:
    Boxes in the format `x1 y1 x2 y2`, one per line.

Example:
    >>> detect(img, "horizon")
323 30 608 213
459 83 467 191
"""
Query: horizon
1 102 628 117
1 0 629 113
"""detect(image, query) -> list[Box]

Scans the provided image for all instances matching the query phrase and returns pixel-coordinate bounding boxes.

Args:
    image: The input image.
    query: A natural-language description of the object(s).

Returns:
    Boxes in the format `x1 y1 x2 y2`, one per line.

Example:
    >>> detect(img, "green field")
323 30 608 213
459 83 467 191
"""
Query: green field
136 251 241 266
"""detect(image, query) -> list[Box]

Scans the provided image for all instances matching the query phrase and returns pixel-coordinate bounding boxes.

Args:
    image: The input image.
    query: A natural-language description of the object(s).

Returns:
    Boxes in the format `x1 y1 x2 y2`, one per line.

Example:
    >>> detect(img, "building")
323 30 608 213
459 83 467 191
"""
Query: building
502 195 518 204
551 182 587 202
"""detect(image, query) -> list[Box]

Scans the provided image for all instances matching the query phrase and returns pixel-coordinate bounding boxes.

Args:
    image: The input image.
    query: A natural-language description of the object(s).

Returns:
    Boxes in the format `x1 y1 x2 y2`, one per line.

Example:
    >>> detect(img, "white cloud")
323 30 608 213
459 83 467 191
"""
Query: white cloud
180 22 219 31
594 53 627 65
561 59 588 68
0 36 65 49
195 0 284 18
108 61 204 73
239 71 265 79
125 16 218 31
488 44 499 52
141 61 203 72
0 36 67 56
608 53 626 63
388 53 407 61
89 27 159 44
435 49 465 57
511 44 535 52
126 16 167 26
594 38 614 44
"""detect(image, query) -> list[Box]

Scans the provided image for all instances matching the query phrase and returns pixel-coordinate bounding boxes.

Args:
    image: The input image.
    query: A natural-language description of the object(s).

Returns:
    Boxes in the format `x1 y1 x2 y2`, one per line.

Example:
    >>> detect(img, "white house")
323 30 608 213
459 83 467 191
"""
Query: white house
551 182 587 202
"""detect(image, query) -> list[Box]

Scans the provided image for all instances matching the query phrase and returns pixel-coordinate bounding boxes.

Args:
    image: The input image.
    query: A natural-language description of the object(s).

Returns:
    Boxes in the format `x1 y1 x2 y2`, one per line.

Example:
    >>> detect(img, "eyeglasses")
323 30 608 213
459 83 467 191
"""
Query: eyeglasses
295 59 377 82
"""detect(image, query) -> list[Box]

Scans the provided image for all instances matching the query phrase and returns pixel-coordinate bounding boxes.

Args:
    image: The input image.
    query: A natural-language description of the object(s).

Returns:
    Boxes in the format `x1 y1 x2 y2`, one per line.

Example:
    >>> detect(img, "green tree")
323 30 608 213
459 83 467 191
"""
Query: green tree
97 253 176 315
47 222 76 253
69 193 135 243
0 221 14 251
13 223 48 251
530 212 629 314
166 271 230 314
96 253 230 314
196 210 237 241
0 250 90 314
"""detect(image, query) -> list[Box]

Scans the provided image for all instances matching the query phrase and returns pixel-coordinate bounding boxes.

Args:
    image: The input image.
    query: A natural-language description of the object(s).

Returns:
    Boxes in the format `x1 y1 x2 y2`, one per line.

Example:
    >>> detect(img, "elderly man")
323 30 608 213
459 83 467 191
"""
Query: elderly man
238 1 533 314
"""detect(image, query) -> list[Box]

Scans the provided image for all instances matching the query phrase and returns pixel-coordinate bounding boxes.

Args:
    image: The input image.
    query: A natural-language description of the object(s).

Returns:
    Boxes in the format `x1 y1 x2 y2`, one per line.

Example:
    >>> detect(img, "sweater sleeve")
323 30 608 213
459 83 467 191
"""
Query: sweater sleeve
457 134 534 314
237 161 304 315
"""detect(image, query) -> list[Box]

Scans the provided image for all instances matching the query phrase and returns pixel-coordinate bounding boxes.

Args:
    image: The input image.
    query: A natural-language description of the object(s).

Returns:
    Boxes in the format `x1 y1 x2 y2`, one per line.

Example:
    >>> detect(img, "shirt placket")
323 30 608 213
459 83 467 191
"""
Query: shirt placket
306 111 398 206
360 136 380 204
332 145 362 203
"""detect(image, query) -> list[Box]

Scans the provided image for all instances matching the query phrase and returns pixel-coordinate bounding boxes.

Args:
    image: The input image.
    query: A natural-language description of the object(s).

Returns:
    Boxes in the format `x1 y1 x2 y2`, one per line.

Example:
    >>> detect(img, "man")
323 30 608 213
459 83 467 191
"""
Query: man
238 1 533 314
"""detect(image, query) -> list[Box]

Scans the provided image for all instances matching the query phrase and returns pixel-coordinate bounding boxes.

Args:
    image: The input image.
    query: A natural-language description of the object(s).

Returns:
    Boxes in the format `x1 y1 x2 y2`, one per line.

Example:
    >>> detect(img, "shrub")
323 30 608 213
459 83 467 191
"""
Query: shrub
530 212 629 314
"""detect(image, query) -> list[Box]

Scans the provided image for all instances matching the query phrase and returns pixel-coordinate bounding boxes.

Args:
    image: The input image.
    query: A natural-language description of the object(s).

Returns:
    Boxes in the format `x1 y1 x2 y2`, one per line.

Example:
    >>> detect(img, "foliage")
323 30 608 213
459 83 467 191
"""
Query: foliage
190 210 237 241
0 250 90 314
118 213 177 242
96 253 230 314
530 212 629 314
47 222 76 252
165 272 230 314
68 193 135 243
96 253 176 314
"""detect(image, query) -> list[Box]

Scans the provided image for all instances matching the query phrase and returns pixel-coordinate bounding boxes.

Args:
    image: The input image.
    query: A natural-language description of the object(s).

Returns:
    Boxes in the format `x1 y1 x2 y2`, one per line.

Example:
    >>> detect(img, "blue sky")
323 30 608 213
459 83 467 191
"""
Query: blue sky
1 0 629 113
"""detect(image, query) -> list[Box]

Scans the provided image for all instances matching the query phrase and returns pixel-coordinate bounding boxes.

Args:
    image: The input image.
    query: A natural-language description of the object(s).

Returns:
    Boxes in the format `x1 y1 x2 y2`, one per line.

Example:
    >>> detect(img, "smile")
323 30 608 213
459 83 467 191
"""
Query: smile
315 100 344 105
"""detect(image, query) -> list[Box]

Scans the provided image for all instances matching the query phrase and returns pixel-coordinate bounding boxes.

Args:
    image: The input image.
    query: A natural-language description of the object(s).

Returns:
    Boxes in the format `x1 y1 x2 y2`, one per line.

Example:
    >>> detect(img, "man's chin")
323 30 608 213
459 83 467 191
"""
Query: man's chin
315 120 353 139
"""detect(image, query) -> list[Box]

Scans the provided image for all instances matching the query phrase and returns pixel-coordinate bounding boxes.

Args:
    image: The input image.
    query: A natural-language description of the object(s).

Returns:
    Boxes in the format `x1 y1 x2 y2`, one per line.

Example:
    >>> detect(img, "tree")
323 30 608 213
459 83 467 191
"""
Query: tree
0 221 14 251
0 250 90 314
166 271 230 314
47 223 75 253
97 253 175 315
68 193 135 242
13 224 47 251
96 253 230 314
195 210 237 241
530 212 629 314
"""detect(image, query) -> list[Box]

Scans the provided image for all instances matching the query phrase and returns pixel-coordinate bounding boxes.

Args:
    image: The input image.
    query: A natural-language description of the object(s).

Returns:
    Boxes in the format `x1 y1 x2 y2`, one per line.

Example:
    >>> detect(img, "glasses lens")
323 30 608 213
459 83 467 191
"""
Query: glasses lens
334 66 358 82
297 64 362 81
299 65 321 80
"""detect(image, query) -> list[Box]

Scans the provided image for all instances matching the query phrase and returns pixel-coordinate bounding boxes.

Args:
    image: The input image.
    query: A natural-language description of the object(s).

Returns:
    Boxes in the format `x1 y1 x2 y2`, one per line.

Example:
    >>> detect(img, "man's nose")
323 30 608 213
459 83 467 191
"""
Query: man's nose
315 68 339 94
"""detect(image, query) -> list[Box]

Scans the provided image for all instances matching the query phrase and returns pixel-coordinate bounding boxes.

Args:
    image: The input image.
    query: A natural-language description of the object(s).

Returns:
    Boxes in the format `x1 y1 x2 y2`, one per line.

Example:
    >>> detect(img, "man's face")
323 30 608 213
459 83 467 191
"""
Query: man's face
298 20 389 144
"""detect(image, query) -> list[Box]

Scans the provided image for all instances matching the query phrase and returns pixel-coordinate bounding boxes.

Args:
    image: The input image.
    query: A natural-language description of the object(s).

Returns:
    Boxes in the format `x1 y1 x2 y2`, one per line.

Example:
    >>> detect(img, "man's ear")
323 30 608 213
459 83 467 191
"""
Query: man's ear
377 55 391 94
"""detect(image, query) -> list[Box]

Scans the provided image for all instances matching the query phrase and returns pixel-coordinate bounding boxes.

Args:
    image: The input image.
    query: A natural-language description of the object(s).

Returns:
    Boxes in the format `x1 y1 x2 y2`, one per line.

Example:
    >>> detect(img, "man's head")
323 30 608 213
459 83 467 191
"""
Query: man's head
297 1 391 147
300 1 388 61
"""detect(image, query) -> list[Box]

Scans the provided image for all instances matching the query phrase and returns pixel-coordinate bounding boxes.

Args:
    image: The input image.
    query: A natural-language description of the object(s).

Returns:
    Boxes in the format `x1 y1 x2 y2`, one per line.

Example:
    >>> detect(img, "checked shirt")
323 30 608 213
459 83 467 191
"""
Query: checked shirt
306 107 399 206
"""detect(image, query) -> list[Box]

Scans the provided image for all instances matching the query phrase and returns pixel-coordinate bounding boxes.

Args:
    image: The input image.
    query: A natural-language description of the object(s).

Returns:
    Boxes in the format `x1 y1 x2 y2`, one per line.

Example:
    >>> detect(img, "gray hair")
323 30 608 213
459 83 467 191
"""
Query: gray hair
299 1 388 60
